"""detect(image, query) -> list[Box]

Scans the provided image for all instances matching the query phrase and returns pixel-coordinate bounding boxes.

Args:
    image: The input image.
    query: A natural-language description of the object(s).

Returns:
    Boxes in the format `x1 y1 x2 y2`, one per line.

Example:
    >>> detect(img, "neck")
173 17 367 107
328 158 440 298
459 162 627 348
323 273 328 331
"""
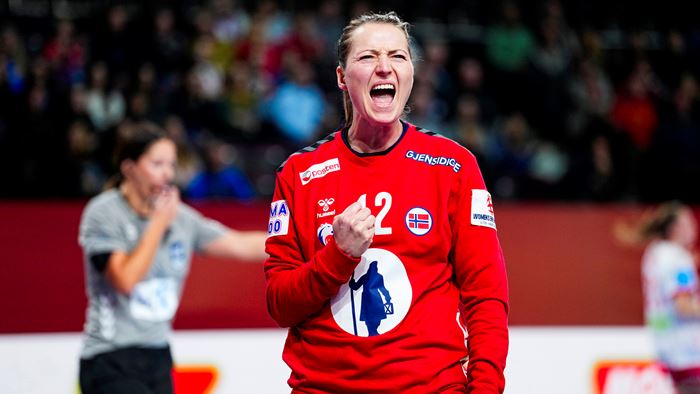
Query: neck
120 183 151 217
347 120 403 153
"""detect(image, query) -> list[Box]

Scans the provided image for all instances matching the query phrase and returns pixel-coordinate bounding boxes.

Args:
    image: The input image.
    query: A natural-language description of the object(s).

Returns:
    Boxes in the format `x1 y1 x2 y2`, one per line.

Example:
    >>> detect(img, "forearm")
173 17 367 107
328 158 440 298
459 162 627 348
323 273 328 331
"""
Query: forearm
107 218 168 294
464 298 509 393
204 230 269 262
265 238 359 327
454 226 509 392
236 231 269 261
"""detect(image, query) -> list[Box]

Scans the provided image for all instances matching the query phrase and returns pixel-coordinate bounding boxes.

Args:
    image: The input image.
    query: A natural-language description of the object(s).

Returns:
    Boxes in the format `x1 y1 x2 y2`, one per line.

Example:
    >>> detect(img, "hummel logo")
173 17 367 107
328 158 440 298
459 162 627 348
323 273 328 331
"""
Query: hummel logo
318 198 335 212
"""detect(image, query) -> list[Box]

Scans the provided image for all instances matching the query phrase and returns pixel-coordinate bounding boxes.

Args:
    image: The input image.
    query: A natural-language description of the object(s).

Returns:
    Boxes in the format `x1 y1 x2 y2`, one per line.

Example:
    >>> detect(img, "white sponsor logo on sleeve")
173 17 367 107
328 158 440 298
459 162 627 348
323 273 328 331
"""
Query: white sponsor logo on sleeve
268 200 290 236
471 189 496 230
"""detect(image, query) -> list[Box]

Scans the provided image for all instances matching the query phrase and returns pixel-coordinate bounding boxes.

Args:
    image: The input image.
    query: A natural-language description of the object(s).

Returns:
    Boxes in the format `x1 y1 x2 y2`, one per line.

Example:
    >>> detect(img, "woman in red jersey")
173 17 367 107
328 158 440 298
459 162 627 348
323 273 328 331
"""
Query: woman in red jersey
264 11 508 393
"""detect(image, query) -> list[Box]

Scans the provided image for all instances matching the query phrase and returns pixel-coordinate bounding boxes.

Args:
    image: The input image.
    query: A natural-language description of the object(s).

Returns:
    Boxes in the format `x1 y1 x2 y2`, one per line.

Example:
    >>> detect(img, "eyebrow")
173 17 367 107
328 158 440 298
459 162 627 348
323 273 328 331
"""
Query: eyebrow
354 48 409 57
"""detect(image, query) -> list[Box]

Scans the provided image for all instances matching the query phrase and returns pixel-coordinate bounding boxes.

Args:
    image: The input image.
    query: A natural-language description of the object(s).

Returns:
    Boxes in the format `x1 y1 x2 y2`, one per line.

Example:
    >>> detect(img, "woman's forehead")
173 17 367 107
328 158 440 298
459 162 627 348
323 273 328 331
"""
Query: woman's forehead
144 139 176 156
349 23 409 52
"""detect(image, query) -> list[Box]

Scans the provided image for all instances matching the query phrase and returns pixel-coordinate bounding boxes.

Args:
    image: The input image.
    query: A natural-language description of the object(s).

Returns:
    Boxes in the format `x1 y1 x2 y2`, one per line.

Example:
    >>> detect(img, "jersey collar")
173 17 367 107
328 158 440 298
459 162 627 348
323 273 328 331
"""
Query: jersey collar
341 120 410 157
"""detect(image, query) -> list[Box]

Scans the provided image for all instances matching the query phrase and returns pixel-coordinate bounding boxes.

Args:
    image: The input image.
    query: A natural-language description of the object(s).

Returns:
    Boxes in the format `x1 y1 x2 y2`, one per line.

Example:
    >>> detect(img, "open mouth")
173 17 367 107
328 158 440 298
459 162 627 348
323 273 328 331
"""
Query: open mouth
370 83 396 106
152 184 173 195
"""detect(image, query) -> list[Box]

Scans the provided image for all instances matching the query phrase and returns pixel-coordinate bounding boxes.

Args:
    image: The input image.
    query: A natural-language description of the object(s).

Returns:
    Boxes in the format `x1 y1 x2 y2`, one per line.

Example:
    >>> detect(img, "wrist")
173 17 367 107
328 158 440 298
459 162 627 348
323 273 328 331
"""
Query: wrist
147 215 170 233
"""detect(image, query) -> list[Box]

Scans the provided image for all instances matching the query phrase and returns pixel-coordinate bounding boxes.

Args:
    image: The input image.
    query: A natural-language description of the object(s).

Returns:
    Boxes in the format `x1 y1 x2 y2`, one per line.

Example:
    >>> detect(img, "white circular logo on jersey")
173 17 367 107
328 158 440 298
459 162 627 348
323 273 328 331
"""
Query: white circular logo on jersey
330 248 412 337
405 207 433 236
317 223 334 245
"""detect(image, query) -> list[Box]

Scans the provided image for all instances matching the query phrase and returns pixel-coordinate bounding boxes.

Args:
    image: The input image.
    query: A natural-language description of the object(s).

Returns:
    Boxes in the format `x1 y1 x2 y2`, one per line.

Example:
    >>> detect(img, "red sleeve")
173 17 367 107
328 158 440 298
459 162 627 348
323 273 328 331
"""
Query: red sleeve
264 169 360 328
450 153 509 393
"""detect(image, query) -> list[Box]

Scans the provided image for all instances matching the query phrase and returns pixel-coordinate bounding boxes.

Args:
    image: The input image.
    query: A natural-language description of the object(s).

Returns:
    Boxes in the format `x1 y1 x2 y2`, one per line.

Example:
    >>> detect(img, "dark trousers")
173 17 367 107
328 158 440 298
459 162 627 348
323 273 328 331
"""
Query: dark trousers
79 346 173 394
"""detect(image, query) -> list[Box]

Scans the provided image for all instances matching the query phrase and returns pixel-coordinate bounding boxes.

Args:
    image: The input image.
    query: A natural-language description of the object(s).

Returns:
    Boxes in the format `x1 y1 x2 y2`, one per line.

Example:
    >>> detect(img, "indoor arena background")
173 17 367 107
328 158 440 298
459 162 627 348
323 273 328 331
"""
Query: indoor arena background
1 0 698 393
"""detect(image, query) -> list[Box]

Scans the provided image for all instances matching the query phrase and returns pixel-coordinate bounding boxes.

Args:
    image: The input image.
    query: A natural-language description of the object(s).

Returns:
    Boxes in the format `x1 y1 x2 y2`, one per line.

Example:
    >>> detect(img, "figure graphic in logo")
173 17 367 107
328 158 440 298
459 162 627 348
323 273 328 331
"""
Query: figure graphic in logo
349 261 392 336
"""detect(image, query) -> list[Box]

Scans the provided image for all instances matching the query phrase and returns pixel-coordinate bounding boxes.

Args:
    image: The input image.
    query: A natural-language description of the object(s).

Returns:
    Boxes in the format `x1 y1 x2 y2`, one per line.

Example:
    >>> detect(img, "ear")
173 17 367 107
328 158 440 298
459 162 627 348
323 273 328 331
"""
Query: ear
336 66 346 91
120 160 135 176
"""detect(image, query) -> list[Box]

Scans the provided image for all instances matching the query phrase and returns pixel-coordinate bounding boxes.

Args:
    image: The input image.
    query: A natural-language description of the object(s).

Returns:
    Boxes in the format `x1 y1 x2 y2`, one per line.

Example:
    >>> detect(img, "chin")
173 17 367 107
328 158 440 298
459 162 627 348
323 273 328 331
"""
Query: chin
368 111 401 126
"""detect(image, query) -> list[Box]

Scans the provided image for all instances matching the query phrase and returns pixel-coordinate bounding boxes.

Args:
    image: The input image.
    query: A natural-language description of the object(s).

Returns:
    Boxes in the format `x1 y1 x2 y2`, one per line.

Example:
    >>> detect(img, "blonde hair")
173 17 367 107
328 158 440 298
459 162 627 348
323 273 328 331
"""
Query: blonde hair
336 11 413 127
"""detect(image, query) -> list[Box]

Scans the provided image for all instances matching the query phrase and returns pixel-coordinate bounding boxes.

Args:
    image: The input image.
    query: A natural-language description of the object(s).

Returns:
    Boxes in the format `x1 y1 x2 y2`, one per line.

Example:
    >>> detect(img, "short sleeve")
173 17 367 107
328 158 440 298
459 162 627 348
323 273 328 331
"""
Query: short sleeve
180 205 228 252
78 201 129 257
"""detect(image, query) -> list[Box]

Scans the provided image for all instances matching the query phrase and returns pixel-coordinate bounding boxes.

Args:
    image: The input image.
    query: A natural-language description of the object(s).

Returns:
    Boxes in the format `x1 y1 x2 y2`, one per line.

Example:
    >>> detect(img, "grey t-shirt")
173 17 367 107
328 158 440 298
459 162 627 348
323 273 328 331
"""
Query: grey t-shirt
78 189 227 359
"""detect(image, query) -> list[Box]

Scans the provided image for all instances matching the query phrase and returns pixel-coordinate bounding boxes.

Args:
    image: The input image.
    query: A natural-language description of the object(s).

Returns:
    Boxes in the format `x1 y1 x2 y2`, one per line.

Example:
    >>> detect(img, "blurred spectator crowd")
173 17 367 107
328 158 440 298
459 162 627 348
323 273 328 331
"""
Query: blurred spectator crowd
1 0 700 202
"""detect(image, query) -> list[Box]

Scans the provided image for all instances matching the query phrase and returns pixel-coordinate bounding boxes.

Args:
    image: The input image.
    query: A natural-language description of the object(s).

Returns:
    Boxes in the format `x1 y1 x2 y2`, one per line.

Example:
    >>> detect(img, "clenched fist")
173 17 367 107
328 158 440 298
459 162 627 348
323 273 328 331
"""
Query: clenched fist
151 186 180 227
333 202 375 258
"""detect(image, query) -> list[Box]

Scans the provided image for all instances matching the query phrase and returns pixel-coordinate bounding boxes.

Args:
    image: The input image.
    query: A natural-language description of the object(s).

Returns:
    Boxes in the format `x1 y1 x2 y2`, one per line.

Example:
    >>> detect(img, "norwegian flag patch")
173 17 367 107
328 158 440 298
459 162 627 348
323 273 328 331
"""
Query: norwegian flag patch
405 207 433 236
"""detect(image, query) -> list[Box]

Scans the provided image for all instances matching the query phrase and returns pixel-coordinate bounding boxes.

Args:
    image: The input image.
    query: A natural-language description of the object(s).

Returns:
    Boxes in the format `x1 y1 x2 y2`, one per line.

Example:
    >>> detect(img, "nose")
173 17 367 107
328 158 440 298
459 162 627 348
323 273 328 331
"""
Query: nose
376 54 391 74
164 165 175 184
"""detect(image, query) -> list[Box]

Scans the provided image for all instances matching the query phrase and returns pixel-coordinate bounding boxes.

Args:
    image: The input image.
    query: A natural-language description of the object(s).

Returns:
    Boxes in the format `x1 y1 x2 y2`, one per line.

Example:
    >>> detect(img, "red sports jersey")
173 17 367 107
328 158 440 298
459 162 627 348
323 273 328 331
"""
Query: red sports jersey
265 122 509 393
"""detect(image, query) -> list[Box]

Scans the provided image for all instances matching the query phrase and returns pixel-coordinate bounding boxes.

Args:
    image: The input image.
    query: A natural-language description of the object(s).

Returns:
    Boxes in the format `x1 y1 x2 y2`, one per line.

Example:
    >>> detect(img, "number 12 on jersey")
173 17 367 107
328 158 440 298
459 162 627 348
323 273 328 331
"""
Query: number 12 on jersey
358 192 392 235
